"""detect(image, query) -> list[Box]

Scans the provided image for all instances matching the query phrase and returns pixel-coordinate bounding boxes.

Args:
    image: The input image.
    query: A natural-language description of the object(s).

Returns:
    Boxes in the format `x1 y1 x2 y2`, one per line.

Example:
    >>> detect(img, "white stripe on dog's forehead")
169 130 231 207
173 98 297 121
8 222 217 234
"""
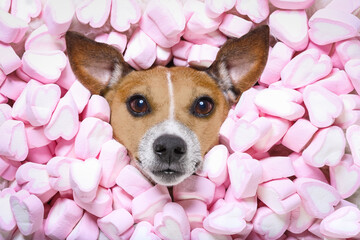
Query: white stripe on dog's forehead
167 71 175 120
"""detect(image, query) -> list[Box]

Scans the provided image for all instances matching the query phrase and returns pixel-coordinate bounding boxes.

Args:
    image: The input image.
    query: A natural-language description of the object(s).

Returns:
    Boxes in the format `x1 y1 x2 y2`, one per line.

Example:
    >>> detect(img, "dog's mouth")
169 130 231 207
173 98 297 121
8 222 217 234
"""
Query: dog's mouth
152 168 184 177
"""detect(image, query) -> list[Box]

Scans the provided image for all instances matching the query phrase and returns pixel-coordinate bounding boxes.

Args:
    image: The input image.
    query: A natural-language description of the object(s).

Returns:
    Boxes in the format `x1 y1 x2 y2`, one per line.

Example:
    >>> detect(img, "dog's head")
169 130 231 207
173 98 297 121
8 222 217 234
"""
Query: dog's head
65 26 269 186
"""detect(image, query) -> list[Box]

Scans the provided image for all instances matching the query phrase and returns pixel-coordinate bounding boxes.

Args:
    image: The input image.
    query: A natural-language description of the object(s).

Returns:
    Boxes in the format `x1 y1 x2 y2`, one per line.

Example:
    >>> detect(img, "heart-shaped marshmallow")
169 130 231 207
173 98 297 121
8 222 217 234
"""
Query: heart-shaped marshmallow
0 43 22 75
154 202 190 240
44 198 83 240
313 68 354 95
235 0 269 23
187 44 219 68
205 0 236 17
330 154 360 198
132 185 171 224
44 94 79 141
42 0 74 36
309 8 360 45
155 45 173 66
76 0 111 28
177 199 208 230
257 178 301 214
269 10 308 51
295 177 340 218
112 186 132 212
260 157 295 182
0 9 28 43
229 119 261 152
219 13 253 38
252 206 290 240
99 140 129 188
281 49 332 89
74 117 113 159
227 153 262 199
288 203 315 234
15 162 57 203
131 221 161 240
0 119 28 161
22 50 67 84
346 124 360 166
335 38 360 66
74 186 113 218
197 145 228 186
70 157 102 203
345 59 360 95
0 188 16 233
67 212 99 240
9 189 44 236
291 154 327 182
302 126 345 167
183 29 227 48
25 24 66 52
335 94 360 129
303 85 343 128
203 202 247 235
0 74 27 101
254 88 305 121
111 0 140 32
10 0 41 23
320 206 360 238
98 208 134 239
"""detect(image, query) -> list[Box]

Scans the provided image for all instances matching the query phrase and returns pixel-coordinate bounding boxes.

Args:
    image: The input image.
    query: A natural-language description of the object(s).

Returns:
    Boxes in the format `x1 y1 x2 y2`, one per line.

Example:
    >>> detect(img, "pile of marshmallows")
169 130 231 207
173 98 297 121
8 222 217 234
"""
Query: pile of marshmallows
1 0 360 239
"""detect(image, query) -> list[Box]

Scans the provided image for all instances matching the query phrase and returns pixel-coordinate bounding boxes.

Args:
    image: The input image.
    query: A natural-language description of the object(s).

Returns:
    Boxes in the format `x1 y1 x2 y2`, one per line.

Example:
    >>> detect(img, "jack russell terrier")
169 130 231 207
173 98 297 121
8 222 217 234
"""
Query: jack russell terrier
65 26 269 186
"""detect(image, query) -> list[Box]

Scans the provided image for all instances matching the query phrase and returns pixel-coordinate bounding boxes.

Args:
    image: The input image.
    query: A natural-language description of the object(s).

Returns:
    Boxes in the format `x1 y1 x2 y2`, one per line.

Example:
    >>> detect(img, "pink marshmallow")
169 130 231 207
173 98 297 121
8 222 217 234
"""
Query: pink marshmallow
116 165 153 198
302 126 345 167
335 94 360 129
9 189 44 236
259 42 294 85
0 156 21 181
131 221 160 240
67 212 99 240
234 87 260 118
345 59 360 95
70 157 102 203
313 68 354 95
82 95 110 122
44 94 79 141
257 178 301 214
320 206 360 238
228 152 262 199
124 28 157 70
25 24 66 52
44 198 83 240
132 185 171 224
177 199 208 230
56 59 76 90
309 8 360 45
54 138 77 158
42 0 75 36
281 49 333 89
205 0 236 18
303 85 343 128
282 119 318 153
0 74 27 101
0 119 28 161
346 124 360 167
0 43 21 75
95 31 128 54
197 144 228 186
154 202 190 240
47 156 81 192
187 44 219 68
235 0 269 23
112 186 132 212
252 206 290 240
98 208 134 239
269 10 308 51
66 80 91 114
0 103 11 126
76 0 111 28
290 154 327 182
155 46 172 66
288 203 315 234
0 188 16 233
330 154 360 199
99 140 129 188
172 40 194 60
219 14 253 39
335 38 360 66
110 0 141 32
74 186 113 218
260 156 295 182
325 0 360 13
191 228 232 240
27 145 53 164
269 0 314 9
183 29 227 47
229 119 262 152
22 50 67 84
223 192 258 221
173 175 215 205
16 162 56 203
74 117 113 159
10 0 41 23
295 177 341 218
0 9 28 43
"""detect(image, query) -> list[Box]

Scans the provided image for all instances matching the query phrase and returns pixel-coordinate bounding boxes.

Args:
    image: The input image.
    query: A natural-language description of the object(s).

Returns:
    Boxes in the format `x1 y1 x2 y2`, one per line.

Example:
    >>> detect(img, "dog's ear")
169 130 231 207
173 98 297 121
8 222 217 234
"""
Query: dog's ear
65 31 132 95
207 25 269 104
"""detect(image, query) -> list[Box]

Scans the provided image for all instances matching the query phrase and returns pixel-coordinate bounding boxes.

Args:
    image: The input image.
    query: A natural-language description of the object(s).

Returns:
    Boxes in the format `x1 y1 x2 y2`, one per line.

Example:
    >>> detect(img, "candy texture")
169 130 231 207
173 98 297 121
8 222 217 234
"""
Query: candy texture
0 0 360 239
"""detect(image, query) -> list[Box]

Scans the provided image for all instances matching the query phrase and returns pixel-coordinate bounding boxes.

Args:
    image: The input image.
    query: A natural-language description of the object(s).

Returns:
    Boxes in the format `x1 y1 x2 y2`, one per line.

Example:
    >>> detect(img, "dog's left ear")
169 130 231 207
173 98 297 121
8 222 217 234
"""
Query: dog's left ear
207 25 269 104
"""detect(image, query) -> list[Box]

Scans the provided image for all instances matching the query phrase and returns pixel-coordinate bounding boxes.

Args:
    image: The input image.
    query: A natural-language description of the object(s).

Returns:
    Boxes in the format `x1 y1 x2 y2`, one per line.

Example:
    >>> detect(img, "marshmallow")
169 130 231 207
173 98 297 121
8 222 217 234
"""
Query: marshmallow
314 68 354 95
27 145 53 164
66 80 91 114
260 157 295 182
335 94 360 129
98 208 134 239
130 221 161 240
67 212 99 240
219 14 252 39
0 74 27 101
155 46 172 66
187 44 219 68
177 199 208 230
44 198 83 240
0 9 28 43
0 188 16 233
111 0 140 32
0 120 28 162
235 0 269 23
112 186 132 212
269 0 314 9
288 203 315 234
345 59 360 95
76 0 111 28
0 103 11 126
0 43 21 75
205 0 236 18
346 124 360 166
42 0 75 36
25 24 66 52
291 154 327 182
10 0 41 23
95 31 128 54
191 228 232 240
335 38 360 66
81 95 110 122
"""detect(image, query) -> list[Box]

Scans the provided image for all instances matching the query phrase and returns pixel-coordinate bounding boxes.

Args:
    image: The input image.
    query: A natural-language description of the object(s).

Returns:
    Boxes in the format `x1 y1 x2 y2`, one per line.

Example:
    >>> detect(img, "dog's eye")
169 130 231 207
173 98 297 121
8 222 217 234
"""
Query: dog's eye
191 96 214 117
127 95 151 116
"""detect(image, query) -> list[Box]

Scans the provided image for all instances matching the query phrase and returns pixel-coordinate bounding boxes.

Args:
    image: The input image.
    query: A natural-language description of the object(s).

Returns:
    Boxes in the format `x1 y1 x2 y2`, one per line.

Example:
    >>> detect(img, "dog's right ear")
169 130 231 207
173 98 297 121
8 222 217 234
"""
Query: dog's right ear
65 31 132 95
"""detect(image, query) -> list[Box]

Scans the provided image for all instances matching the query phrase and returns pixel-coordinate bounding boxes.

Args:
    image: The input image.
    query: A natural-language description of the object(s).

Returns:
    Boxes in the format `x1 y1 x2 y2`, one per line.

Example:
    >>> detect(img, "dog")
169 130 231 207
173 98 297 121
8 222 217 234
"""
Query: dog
65 26 269 186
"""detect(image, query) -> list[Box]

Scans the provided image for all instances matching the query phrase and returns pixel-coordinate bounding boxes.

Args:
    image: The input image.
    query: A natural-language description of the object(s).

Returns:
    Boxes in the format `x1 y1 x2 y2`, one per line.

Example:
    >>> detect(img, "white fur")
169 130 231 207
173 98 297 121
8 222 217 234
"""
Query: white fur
167 71 175 120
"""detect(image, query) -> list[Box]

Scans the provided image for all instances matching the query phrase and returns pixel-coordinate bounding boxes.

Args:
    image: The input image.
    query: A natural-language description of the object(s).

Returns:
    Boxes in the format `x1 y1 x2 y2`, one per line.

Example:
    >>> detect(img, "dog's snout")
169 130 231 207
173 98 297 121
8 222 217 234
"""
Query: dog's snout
153 134 187 163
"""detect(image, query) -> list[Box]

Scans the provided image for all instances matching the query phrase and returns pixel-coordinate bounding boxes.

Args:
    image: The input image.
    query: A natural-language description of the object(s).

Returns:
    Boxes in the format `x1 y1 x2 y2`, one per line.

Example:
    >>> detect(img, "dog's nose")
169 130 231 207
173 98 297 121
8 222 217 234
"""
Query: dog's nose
153 134 187 163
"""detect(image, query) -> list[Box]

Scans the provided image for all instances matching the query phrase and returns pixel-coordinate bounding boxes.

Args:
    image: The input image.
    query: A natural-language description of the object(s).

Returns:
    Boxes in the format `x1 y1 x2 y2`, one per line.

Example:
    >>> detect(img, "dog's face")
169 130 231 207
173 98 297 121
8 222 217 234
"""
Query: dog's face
65 26 269 186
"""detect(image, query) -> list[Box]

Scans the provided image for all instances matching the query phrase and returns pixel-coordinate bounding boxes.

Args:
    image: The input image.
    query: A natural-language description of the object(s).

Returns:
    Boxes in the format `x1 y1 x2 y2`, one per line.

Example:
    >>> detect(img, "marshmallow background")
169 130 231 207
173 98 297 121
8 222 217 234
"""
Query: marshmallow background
1 0 360 239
